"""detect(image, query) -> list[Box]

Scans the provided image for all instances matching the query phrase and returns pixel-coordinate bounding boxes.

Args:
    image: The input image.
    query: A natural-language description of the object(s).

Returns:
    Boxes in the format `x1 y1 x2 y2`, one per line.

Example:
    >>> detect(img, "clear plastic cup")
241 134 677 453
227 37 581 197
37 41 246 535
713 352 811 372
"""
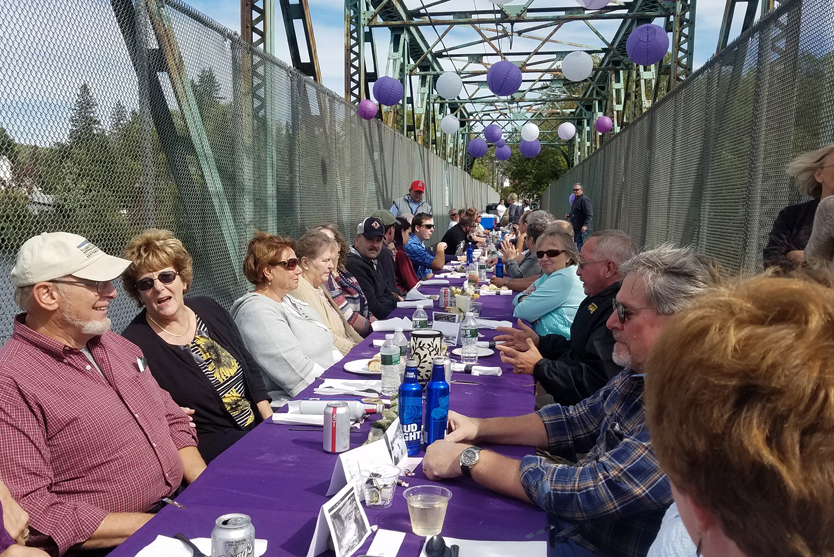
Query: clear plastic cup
470 301 483 317
403 485 452 536
360 464 400 509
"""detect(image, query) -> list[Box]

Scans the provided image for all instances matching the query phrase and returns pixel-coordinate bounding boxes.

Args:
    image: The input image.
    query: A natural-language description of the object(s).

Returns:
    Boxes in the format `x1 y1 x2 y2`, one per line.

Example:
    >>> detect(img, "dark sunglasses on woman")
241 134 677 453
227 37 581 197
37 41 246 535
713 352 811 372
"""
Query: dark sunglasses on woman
136 271 180 292
536 249 566 259
274 258 299 271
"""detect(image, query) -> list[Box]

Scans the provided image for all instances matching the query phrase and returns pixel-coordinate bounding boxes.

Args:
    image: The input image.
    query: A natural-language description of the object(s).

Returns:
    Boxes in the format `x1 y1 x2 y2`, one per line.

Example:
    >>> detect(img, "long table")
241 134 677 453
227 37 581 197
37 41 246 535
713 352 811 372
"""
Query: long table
111 277 546 557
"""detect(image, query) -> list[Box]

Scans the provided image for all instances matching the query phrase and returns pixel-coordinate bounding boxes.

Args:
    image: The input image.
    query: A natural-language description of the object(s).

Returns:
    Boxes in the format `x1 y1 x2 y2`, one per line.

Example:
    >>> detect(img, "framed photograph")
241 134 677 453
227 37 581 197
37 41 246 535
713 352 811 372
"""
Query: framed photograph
432 311 461 346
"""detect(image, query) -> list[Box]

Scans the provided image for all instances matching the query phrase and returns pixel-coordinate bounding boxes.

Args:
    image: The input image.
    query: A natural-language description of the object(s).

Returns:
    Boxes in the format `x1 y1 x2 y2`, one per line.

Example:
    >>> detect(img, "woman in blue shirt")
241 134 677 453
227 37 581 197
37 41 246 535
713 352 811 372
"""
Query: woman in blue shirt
512 230 585 338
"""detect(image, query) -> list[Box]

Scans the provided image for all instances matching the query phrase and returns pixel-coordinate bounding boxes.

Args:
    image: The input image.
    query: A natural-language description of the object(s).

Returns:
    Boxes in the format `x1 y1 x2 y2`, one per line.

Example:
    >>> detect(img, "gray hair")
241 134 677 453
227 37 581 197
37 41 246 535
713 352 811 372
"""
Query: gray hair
786 143 834 199
546 219 573 236
525 210 555 242
14 285 34 311
619 243 714 315
587 230 637 268
536 230 579 266
295 230 337 261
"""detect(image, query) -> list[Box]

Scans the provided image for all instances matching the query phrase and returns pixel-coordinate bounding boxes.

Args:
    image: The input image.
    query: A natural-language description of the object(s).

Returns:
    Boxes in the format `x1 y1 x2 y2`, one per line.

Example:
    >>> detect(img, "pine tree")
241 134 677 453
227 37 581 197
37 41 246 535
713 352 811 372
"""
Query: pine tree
0 127 19 165
192 68 223 118
68 83 102 145
109 101 128 135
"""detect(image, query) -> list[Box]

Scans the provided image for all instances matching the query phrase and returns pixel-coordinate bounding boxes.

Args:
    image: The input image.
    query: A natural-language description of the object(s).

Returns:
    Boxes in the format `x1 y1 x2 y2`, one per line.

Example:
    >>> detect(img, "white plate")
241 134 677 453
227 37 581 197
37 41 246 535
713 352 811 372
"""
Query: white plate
343 359 381 375
451 347 494 357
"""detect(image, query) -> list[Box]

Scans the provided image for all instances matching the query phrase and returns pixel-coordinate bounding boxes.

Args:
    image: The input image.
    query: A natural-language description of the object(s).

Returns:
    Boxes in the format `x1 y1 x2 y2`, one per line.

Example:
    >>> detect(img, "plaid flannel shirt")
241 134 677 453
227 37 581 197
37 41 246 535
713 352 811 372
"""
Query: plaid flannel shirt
403 233 435 280
519 370 671 557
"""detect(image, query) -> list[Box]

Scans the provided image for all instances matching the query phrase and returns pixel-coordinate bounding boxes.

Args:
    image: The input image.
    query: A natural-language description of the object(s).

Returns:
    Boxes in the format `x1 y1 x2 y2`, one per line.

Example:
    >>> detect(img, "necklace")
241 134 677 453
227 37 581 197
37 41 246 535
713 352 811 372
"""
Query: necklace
147 310 192 338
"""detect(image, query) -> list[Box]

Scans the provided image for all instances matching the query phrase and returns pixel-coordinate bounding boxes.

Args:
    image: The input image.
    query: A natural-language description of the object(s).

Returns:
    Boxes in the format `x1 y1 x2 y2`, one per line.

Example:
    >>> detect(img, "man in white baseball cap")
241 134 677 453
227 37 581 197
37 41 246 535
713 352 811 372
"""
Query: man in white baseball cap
0 232 204 554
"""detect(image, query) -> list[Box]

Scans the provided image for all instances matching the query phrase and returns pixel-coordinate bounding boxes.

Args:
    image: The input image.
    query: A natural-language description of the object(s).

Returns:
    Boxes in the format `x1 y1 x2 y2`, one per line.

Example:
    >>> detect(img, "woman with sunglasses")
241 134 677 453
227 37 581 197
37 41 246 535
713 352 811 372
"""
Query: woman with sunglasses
288 231 362 356
121 229 272 463
511 230 585 338
230 231 342 408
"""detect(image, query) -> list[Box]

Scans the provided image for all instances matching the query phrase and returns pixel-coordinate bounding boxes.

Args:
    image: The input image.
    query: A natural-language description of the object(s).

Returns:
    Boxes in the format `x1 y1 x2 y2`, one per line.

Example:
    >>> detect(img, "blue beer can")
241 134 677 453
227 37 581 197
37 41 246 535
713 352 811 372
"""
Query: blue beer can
425 357 450 446
398 360 423 456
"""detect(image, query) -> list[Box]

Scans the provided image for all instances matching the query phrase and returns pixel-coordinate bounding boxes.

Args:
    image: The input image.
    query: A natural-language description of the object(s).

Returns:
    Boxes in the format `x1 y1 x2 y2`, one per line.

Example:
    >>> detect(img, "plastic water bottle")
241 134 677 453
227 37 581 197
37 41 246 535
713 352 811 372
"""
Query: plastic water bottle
478 259 487 282
398 359 423 456
467 261 478 290
496 256 504 278
380 335 401 396
425 357 450 446
460 311 479 364
466 243 473 265
392 327 408 380
412 307 428 330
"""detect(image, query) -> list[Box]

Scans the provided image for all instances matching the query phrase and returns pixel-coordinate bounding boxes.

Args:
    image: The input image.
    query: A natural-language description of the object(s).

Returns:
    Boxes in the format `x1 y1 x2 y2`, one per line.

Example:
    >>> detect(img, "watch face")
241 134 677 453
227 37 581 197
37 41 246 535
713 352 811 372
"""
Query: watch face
461 447 479 467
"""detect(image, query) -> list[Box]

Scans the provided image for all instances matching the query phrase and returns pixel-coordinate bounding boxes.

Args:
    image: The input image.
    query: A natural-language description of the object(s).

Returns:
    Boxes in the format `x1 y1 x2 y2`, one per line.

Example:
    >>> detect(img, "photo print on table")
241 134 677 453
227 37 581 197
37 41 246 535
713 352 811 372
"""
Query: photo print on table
324 483 371 557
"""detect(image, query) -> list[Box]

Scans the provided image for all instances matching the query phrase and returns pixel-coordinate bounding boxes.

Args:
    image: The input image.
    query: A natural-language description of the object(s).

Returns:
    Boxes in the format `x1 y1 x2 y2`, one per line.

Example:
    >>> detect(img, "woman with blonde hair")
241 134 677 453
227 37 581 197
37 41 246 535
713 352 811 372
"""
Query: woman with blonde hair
121 229 272 462
289 231 362 355
315 224 375 337
230 232 342 408
763 143 834 268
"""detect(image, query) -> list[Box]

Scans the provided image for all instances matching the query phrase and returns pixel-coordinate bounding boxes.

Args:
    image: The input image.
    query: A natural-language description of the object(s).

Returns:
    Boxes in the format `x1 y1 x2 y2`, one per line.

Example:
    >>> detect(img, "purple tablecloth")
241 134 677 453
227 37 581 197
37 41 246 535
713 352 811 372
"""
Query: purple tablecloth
111 278 544 557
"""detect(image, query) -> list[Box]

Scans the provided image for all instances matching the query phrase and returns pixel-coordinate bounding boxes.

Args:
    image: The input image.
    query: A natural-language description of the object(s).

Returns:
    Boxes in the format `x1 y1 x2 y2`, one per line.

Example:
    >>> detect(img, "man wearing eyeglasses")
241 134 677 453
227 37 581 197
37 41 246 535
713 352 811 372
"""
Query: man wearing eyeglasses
403 213 446 280
567 184 593 251
495 230 635 406
423 245 714 557
0 233 203 555
447 209 460 231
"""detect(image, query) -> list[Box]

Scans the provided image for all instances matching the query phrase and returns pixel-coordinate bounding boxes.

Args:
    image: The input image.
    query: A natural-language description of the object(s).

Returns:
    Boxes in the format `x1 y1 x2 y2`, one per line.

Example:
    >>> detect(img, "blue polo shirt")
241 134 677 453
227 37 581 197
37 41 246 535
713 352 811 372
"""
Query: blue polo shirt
403 233 435 280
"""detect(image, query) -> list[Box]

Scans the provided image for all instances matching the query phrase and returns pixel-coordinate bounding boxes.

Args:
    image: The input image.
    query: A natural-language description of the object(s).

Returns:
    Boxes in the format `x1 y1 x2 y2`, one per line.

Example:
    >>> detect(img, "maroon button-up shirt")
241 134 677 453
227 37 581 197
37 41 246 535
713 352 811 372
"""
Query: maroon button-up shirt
0 315 197 555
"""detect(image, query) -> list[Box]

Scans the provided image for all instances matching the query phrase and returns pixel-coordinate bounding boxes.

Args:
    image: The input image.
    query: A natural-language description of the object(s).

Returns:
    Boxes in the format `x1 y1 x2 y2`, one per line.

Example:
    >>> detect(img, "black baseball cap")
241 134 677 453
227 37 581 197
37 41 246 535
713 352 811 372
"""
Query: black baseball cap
356 217 385 239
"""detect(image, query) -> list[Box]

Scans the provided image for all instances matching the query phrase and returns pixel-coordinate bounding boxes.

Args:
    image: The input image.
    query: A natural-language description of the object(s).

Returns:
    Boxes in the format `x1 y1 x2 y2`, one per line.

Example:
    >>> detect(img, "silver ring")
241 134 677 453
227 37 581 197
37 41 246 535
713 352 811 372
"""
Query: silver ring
22 528 29 542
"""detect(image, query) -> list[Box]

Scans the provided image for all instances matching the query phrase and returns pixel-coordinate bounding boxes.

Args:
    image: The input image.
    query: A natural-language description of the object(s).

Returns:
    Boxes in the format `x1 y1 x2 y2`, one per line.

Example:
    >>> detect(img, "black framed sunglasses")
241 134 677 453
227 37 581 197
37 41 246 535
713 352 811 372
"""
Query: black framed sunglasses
612 299 655 323
274 258 299 271
135 271 180 292
536 249 566 259
49 278 111 294
420 224 435 229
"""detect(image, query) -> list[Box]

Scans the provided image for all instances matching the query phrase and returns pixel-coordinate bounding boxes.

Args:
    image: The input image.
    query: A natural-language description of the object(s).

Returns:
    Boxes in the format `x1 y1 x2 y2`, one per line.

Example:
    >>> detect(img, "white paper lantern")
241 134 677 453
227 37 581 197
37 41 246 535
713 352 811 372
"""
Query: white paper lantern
435 72 463 100
521 123 540 142
576 0 610 9
561 51 594 82
558 122 576 140
441 115 460 134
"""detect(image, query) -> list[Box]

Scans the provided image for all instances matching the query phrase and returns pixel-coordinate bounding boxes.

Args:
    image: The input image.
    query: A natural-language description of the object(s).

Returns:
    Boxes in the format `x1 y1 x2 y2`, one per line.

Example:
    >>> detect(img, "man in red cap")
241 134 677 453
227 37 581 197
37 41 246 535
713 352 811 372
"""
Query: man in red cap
390 180 432 218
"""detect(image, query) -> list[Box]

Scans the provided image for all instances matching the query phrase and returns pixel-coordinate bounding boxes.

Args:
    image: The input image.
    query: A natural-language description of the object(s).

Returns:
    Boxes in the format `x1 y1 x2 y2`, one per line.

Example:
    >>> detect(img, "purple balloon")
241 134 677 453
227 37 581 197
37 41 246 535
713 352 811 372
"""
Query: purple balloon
468 138 488 158
484 124 503 144
372 76 404 106
495 138 506 149
519 139 541 158
487 61 522 97
626 24 669 66
569 193 576 205
358 99 378 120
495 145 512 161
595 116 613 134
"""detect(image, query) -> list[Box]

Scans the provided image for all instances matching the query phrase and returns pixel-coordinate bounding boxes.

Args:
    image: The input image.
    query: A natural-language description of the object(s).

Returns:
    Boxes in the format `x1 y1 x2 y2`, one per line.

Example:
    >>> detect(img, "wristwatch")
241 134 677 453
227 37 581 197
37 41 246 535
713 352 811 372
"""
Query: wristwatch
459 446 483 477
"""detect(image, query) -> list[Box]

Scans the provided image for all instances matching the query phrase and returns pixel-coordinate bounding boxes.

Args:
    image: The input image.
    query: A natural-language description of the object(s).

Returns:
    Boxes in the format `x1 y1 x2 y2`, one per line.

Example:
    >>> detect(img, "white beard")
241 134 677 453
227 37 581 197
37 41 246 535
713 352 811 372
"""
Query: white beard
63 307 112 336
612 342 632 371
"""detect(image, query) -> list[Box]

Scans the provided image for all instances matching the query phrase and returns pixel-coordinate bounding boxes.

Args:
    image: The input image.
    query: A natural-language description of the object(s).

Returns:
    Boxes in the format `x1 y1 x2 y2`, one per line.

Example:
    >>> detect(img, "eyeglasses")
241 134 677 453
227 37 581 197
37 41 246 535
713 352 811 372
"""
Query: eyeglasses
572 189 581 192
274 258 298 271
578 259 606 269
612 299 655 323
49 278 111 294
135 271 180 292
449 213 458 217
420 224 435 229
536 249 566 259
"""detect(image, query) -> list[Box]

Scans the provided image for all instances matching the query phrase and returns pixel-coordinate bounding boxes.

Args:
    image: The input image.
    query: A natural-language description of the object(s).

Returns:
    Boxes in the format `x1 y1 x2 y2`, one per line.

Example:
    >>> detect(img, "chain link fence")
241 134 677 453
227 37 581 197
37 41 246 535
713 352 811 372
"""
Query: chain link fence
0 0 496 340
542 0 834 274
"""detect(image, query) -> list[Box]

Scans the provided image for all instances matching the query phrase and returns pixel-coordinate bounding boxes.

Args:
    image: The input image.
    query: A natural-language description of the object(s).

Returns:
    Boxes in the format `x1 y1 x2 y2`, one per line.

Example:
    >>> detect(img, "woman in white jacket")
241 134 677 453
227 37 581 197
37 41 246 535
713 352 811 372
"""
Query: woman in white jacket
230 231 342 407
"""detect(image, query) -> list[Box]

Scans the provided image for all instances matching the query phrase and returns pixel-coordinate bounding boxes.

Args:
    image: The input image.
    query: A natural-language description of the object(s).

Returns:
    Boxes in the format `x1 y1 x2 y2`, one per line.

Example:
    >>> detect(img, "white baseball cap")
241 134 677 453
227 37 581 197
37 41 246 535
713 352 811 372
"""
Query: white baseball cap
11 232 132 287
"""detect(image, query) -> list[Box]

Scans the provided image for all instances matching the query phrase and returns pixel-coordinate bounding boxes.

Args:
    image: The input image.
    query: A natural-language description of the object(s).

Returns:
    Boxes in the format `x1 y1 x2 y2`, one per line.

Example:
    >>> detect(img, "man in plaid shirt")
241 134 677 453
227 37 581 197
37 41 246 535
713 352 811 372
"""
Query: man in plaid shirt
0 233 205 556
424 245 715 557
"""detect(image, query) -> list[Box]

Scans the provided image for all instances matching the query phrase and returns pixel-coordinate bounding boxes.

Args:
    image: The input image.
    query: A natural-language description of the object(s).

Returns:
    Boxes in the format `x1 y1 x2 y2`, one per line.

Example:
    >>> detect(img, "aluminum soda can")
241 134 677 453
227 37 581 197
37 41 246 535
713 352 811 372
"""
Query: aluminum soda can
211 513 255 557
323 401 351 453
439 287 453 308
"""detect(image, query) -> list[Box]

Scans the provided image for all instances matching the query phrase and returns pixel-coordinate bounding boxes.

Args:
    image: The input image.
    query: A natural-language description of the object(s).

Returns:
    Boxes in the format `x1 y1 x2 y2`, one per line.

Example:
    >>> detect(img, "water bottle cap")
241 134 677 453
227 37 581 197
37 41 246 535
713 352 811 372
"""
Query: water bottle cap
394 327 403 333
465 312 474 317
385 334 393 339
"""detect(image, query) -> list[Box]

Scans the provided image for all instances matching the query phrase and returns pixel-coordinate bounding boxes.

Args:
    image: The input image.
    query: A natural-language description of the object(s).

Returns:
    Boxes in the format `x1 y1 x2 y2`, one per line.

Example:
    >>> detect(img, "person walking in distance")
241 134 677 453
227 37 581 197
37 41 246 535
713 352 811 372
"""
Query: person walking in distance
568 184 593 251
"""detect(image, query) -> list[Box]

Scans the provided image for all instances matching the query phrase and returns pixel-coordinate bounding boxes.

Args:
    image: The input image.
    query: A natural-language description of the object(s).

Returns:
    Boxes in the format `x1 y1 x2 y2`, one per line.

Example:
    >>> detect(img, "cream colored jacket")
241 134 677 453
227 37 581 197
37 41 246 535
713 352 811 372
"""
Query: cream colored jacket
290 275 362 355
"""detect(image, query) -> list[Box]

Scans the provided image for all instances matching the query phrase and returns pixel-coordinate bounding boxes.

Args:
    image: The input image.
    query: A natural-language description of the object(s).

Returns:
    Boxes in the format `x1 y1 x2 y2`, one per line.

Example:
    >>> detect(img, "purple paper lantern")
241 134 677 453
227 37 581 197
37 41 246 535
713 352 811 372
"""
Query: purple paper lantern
358 99 378 120
569 193 576 205
468 138 488 158
626 24 670 67
487 61 523 97
495 139 506 149
484 124 503 144
372 76 404 106
495 145 512 161
595 116 613 134
519 139 541 158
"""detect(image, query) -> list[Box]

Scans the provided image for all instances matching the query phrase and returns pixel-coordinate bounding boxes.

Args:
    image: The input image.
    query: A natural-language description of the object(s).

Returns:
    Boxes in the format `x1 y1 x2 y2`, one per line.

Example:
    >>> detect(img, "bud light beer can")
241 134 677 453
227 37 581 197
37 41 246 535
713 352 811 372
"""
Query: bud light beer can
398 359 423 456
211 513 255 557
323 401 350 453
439 287 453 309
425 357 450 446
